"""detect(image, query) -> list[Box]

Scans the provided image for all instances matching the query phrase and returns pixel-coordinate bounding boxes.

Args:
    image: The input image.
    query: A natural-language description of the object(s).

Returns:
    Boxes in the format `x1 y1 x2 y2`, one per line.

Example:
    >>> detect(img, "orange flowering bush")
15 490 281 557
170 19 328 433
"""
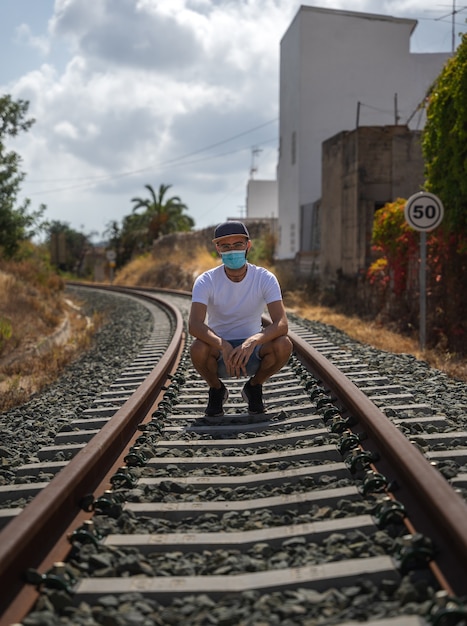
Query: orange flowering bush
368 198 417 295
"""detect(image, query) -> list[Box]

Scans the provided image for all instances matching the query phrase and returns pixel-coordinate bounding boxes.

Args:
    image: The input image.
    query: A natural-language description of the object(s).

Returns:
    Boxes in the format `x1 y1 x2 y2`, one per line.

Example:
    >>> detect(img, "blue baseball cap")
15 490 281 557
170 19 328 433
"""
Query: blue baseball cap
212 221 250 243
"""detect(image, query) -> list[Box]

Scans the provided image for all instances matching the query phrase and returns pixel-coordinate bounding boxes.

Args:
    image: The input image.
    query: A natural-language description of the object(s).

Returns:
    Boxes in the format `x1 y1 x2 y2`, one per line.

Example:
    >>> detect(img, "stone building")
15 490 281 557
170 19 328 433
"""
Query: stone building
316 125 424 282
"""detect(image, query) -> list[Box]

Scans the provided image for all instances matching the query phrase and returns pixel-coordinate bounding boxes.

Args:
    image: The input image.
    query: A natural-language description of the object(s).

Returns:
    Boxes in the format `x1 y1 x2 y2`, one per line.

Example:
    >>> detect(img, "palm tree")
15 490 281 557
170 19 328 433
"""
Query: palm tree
131 184 194 244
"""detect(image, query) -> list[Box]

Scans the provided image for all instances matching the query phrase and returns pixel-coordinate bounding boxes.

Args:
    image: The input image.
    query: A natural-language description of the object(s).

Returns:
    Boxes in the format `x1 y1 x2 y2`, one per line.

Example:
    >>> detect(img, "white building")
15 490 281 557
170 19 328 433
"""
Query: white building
276 5 450 260
246 179 278 219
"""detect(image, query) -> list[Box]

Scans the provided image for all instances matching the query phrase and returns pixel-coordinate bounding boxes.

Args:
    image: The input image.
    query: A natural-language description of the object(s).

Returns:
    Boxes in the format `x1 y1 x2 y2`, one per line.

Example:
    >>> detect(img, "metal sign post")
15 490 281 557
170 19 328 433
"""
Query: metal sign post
419 231 427 350
404 192 444 351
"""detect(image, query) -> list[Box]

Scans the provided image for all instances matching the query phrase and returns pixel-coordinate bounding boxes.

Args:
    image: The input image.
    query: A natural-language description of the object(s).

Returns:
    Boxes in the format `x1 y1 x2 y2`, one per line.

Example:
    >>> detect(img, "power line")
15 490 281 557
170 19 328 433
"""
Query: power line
419 1 467 51
27 118 278 186
26 136 278 197
434 0 467 51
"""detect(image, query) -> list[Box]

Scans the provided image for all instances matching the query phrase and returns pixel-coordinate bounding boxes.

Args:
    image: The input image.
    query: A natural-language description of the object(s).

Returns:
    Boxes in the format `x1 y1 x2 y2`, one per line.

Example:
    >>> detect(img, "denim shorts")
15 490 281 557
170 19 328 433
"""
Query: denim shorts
217 339 262 378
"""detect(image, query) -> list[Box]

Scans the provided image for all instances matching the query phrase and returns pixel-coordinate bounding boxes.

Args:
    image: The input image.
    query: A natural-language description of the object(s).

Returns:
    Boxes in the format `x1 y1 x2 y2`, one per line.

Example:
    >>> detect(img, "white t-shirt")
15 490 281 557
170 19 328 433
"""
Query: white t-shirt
192 263 282 340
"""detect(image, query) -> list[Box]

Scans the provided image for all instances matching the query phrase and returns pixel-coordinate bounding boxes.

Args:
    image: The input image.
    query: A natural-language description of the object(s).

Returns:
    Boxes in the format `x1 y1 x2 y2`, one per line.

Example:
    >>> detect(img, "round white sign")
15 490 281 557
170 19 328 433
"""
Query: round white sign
106 250 117 261
404 192 444 232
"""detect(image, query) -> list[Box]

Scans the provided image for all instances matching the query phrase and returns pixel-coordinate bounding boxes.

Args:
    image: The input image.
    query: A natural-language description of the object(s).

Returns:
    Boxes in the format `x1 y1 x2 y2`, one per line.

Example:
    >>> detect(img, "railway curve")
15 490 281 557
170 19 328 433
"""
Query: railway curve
0 283 466 626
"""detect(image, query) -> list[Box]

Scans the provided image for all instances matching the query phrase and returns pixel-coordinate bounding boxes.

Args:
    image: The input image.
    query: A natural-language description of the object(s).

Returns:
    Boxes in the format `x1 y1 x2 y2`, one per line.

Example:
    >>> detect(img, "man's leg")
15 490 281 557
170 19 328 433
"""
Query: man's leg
190 339 228 416
190 338 222 388
250 335 293 385
242 335 293 414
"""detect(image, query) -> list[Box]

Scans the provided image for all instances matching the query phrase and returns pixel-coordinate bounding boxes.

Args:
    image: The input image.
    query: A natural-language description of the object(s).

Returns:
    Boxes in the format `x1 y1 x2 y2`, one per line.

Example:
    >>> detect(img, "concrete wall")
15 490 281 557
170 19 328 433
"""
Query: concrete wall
320 126 424 281
277 5 450 260
278 10 301 258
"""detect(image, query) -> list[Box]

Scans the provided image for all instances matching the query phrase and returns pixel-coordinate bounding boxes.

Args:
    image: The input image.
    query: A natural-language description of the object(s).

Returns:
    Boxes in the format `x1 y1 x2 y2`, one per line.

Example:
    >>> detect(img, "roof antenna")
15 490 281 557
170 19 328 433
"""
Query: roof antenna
436 0 467 52
249 146 262 179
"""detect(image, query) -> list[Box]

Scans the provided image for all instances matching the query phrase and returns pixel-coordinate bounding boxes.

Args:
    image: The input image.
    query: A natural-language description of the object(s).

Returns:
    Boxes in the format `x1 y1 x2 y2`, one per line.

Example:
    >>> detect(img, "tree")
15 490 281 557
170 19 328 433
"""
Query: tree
131 183 194 245
421 33 467 352
367 38 467 351
104 213 147 267
105 184 193 266
367 198 418 296
45 221 93 274
422 33 467 233
0 95 45 258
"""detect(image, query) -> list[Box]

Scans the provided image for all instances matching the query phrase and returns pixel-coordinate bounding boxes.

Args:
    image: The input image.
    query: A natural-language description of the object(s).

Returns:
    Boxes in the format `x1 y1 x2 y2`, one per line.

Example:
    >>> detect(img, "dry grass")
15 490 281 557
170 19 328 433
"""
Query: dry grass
0 253 104 412
116 244 467 383
0 306 97 412
0 277 62 353
284 290 467 382
114 247 217 291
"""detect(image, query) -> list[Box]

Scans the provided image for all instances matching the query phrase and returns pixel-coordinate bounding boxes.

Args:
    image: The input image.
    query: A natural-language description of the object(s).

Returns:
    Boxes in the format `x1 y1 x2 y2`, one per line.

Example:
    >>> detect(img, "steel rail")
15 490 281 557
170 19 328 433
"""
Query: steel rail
2 287 466 623
289 328 467 596
0 294 184 626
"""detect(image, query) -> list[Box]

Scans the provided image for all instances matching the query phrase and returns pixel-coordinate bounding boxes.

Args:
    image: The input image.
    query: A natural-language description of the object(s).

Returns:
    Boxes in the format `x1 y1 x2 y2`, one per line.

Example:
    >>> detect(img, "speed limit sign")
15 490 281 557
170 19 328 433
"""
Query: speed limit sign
404 191 444 351
404 192 444 232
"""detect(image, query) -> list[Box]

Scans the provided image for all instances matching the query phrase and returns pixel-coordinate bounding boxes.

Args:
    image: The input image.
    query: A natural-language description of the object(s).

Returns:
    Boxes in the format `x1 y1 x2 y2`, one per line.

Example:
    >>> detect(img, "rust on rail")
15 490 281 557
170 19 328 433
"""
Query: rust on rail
290 329 467 596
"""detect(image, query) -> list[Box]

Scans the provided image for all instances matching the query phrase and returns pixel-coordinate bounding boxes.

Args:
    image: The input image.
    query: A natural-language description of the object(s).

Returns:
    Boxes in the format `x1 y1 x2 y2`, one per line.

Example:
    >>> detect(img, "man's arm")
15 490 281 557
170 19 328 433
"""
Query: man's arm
240 299 288 350
189 301 239 374
225 299 288 377
263 299 289 340
189 302 221 348
189 298 289 378
189 301 236 352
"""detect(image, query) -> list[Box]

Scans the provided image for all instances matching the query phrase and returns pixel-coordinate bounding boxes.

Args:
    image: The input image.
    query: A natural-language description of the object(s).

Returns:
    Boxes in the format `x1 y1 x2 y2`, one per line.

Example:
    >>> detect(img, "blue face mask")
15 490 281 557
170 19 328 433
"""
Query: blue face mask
221 250 247 270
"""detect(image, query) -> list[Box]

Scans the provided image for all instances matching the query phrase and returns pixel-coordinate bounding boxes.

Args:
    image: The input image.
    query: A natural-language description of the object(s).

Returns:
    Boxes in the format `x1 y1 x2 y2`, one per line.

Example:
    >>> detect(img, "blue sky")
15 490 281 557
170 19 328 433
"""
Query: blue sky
1 0 465 241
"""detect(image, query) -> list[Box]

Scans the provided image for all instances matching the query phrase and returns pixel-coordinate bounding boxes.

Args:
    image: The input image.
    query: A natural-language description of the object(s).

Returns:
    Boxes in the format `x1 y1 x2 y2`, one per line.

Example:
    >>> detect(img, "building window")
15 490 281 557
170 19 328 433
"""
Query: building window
290 222 296 253
374 201 388 213
291 131 296 165
311 202 321 252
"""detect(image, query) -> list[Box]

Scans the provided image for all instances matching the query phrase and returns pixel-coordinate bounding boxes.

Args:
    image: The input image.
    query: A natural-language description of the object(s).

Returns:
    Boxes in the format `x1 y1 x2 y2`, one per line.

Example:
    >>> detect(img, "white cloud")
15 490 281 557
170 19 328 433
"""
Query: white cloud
14 23 50 55
3 0 464 238
16 2 286 169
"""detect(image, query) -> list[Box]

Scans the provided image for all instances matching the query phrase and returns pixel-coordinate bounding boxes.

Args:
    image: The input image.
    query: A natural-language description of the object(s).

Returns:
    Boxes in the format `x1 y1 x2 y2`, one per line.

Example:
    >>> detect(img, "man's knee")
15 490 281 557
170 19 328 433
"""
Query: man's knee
274 335 293 359
190 339 218 363
260 335 292 363
190 338 208 362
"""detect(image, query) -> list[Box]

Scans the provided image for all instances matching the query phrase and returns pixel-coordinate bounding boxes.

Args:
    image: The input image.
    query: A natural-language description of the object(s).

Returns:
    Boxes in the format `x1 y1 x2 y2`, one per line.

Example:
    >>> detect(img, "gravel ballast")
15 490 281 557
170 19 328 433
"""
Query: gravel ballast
0 287 154 473
1 295 465 471
2 289 467 625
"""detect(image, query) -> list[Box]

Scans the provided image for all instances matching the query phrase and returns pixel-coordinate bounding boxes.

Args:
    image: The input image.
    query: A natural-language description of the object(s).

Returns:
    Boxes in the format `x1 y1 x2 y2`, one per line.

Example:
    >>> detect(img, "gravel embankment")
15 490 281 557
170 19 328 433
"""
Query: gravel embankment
2 296 465 471
3 293 467 626
289 313 467 431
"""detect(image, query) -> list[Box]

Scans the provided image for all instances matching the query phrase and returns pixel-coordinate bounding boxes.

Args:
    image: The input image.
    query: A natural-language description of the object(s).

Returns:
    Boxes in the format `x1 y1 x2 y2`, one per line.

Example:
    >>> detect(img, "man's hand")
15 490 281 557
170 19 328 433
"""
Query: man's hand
223 338 256 378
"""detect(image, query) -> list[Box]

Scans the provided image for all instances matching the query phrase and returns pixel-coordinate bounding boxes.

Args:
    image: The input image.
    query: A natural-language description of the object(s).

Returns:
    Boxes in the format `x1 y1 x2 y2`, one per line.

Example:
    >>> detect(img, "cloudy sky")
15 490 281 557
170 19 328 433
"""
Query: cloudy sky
1 0 465 241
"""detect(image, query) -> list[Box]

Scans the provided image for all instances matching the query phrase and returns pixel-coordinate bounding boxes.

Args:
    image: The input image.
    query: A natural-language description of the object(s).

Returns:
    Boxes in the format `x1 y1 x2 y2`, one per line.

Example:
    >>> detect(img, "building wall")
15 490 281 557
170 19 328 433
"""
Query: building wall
277 5 450 260
278 11 301 258
320 126 425 281
246 179 278 219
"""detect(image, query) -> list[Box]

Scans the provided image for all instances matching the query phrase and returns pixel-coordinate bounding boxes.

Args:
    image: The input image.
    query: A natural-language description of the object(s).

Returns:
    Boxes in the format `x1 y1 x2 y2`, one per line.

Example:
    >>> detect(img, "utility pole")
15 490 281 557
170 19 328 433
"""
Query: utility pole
452 0 456 52
394 93 400 125
436 0 467 52
249 146 262 179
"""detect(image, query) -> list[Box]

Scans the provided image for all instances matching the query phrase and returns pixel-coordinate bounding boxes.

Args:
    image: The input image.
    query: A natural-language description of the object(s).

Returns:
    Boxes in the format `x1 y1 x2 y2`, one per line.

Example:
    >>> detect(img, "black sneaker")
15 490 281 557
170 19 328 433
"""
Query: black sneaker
205 383 229 416
241 379 266 414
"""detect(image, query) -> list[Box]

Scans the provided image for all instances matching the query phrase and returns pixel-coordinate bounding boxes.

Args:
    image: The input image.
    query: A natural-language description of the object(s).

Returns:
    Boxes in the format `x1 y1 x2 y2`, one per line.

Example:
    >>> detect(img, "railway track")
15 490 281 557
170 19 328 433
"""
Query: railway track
1 284 466 626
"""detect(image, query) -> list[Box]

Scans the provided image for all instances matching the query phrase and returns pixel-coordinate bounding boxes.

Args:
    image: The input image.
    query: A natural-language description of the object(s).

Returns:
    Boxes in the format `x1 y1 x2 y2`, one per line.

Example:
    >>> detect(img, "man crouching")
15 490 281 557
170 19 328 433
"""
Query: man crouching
188 220 293 417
